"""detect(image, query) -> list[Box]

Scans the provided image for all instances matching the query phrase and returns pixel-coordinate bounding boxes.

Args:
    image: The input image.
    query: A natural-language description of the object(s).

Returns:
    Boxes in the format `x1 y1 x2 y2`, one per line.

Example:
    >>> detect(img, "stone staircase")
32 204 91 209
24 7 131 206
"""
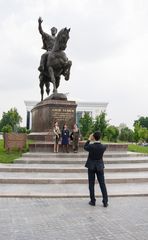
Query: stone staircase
0 151 148 197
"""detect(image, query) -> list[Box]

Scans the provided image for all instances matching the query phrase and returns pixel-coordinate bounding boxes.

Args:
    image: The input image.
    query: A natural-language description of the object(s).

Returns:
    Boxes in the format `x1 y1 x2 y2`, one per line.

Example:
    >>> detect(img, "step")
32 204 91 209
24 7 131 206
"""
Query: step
0 183 147 197
0 171 148 184
14 157 148 164
1 163 148 173
21 152 148 158
1 151 148 199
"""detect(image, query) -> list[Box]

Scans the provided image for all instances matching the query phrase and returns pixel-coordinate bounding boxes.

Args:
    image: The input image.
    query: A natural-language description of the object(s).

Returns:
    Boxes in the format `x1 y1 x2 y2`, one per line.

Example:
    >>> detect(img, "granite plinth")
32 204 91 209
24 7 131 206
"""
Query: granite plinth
31 97 77 140
27 132 49 141
29 142 128 152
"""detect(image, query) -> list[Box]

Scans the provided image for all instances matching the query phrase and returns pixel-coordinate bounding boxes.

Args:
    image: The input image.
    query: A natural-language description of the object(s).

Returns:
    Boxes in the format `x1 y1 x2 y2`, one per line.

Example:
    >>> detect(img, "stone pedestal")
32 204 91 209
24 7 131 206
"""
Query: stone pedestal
29 95 77 141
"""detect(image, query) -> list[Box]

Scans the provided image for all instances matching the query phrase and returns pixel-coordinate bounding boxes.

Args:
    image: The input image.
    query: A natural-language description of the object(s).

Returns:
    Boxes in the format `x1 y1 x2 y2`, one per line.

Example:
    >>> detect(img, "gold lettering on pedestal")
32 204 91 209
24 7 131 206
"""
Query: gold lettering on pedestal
51 109 74 113
51 108 62 112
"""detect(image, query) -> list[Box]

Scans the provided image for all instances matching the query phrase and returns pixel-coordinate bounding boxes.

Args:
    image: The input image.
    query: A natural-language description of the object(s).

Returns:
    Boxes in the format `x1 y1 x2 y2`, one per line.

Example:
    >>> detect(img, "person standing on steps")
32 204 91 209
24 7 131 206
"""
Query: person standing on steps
53 121 61 153
70 123 80 153
84 131 108 207
61 124 70 153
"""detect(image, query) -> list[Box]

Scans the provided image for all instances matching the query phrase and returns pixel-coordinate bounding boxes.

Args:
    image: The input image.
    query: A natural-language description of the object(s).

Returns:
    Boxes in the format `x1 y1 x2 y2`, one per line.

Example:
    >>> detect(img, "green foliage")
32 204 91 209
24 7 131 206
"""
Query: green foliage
17 127 31 134
128 144 148 154
1 124 12 133
0 108 22 132
79 111 109 140
93 112 109 138
133 122 141 143
133 122 148 143
0 139 22 163
105 125 119 142
134 116 148 129
138 127 148 142
119 127 134 142
0 139 32 163
79 112 93 139
79 112 148 143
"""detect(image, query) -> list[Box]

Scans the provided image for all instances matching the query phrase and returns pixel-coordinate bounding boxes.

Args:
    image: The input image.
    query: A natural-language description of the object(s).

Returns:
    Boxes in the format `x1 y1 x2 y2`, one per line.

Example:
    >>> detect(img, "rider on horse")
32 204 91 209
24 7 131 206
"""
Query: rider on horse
38 17 57 72
38 18 72 101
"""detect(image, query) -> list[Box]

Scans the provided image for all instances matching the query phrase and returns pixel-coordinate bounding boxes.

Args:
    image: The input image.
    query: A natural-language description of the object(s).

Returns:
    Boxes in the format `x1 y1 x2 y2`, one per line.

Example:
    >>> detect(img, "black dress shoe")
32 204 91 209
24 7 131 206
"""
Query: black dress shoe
89 201 96 206
103 203 108 207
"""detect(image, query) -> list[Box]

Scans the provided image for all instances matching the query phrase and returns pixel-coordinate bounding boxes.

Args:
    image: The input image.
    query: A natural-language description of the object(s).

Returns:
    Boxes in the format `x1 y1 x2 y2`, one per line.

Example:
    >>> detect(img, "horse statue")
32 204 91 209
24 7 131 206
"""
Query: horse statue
39 27 72 101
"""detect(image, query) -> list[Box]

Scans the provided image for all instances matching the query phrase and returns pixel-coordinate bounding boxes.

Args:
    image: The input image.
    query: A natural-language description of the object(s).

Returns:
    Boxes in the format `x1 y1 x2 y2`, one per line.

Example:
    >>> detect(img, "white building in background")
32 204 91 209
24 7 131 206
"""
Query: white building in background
76 101 108 126
24 100 108 129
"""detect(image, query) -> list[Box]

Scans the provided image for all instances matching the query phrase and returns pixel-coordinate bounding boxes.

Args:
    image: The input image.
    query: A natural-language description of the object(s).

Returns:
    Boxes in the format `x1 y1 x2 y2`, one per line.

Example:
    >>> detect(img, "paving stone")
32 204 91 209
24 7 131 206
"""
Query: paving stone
0 151 148 239
0 197 148 240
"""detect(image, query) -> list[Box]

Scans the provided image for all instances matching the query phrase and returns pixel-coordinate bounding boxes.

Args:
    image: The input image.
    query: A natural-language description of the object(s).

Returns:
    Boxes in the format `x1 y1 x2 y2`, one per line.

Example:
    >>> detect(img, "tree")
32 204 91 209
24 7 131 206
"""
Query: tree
0 108 22 132
138 127 148 142
134 122 142 143
105 125 119 142
79 112 93 139
134 121 148 143
93 112 109 139
119 127 134 142
134 116 148 129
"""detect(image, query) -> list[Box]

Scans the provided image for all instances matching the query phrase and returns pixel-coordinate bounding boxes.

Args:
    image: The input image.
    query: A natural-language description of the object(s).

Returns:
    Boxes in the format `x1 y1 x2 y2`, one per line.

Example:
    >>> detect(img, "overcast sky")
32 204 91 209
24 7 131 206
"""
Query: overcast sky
0 0 148 128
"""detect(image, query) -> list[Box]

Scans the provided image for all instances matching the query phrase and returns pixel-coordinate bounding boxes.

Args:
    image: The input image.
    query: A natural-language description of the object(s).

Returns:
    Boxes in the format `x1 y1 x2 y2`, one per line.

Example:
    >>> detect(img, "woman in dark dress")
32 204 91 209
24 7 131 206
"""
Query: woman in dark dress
61 124 70 153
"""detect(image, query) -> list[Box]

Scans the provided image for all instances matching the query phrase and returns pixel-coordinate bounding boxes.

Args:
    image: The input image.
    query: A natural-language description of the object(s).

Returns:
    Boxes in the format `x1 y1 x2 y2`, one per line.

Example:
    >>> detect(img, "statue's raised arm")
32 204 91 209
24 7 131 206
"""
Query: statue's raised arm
38 17 57 51
38 17 44 35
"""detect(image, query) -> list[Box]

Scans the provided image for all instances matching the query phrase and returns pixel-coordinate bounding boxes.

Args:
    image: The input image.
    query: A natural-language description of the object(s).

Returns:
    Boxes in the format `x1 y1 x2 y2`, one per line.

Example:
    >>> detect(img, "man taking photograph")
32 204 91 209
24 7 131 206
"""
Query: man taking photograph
84 131 108 207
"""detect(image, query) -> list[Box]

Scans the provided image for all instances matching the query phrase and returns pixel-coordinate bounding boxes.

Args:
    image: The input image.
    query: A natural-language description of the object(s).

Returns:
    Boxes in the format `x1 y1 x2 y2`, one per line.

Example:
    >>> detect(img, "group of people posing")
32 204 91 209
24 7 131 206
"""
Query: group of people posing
53 122 108 207
53 121 80 153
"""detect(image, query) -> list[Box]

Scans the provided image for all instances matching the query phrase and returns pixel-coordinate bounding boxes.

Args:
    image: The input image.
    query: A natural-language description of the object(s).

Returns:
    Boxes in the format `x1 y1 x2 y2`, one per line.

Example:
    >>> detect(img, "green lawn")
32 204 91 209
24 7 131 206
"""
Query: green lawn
128 144 148 154
0 139 29 164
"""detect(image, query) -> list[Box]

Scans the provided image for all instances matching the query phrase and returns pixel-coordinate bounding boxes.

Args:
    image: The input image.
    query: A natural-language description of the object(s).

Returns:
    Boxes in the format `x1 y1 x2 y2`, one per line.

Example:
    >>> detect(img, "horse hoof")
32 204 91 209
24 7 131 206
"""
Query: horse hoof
65 75 69 81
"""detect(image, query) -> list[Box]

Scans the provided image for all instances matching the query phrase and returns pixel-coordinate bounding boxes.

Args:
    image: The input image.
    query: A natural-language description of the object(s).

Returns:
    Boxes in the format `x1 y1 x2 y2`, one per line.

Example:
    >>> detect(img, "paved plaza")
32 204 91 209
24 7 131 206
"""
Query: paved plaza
0 197 148 240
0 152 148 239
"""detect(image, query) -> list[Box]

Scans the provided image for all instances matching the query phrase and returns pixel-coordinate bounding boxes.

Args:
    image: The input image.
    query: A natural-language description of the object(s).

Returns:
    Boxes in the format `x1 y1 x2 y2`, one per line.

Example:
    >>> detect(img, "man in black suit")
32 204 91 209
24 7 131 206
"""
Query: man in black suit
84 131 108 207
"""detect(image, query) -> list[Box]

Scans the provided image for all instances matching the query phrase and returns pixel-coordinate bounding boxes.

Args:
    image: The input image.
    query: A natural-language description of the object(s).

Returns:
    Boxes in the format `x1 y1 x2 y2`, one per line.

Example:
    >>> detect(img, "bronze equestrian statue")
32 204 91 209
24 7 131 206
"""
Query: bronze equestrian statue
38 17 72 101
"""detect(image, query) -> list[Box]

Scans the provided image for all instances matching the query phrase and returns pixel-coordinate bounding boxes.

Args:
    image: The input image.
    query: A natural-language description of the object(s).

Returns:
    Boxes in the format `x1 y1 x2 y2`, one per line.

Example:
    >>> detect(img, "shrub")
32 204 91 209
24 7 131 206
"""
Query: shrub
1 124 13 133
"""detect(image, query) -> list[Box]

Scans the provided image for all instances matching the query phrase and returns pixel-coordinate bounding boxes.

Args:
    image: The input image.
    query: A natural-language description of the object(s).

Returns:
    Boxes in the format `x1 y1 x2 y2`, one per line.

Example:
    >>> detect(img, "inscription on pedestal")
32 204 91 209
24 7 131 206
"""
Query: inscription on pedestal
49 107 76 129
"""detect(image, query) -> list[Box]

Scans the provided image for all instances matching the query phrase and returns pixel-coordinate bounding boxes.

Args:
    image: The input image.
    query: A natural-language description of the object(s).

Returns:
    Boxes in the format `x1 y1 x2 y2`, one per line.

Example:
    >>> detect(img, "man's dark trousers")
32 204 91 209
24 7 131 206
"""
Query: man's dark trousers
88 167 108 204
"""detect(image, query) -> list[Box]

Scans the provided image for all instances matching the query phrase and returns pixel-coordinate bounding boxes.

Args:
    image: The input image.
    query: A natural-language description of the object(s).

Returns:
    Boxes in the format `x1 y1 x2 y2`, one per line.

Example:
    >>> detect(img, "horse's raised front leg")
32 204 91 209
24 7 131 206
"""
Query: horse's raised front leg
64 60 72 81
48 66 57 93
